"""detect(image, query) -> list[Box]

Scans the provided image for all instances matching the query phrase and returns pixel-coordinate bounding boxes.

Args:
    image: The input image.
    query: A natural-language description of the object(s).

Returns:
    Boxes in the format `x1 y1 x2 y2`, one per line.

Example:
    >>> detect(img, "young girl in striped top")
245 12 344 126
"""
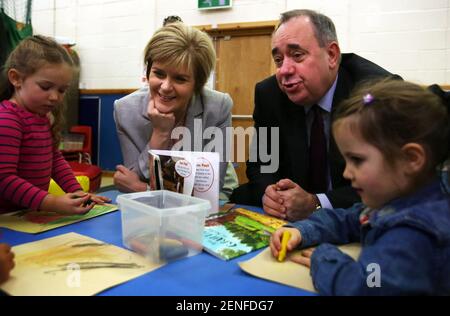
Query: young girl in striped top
0 35 110 214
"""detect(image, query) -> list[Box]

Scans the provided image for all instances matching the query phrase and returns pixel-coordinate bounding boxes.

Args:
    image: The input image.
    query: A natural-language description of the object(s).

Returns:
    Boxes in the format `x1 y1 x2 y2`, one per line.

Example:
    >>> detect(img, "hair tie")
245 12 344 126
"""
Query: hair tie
363 93 374 105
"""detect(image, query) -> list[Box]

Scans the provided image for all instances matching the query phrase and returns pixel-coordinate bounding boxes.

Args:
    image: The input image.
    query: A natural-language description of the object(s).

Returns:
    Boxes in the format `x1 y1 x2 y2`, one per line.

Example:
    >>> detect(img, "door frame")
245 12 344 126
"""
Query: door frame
196 20 278 38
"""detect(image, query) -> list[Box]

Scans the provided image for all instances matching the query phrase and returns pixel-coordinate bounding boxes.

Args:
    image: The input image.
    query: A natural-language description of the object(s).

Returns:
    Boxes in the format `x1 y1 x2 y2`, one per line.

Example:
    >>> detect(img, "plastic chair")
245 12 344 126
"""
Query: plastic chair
69 125 93 164
69 162 102 193
66 125 102 192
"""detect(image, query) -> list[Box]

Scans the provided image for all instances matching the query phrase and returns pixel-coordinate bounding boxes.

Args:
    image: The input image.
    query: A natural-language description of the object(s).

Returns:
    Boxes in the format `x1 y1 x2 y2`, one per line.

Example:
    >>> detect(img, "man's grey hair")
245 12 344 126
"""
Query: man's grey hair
277 9 338 47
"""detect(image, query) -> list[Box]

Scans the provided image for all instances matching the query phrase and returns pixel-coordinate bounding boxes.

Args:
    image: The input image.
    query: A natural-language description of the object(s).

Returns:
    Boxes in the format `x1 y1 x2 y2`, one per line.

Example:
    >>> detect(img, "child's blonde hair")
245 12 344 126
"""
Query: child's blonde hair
333 79 449 174
0 35 74 146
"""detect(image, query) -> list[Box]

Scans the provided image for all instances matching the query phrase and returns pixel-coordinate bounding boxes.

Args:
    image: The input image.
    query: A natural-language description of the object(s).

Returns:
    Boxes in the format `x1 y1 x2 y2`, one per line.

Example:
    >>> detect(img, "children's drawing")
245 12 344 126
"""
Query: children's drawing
0 232 164 296
0 204 118 233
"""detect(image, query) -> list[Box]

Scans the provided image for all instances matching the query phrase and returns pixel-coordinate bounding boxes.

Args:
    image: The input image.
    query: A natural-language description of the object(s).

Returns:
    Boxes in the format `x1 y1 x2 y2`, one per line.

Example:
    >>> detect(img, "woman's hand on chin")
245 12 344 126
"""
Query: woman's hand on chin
147 96 176 134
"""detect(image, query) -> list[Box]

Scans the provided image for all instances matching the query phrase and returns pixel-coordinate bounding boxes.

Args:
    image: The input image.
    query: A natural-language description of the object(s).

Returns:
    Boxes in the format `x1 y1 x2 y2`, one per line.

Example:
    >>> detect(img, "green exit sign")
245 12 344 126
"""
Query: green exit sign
198 0 232 10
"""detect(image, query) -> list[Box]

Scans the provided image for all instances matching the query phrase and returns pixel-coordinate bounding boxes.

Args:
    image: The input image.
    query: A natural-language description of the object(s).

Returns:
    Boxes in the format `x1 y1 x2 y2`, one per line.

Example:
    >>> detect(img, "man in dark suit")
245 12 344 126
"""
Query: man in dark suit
230 9 400 221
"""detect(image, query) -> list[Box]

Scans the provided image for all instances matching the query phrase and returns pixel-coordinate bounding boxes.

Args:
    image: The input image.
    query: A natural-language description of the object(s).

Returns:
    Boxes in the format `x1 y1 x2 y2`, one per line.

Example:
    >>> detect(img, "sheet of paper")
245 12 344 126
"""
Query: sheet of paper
0 203 118 234
239 243 361 293
0 232 163 296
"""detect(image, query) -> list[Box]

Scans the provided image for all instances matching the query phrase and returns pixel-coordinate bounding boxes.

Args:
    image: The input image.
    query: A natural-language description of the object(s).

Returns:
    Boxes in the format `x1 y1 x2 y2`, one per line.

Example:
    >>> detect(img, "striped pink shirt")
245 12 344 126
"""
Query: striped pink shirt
0 100 82 213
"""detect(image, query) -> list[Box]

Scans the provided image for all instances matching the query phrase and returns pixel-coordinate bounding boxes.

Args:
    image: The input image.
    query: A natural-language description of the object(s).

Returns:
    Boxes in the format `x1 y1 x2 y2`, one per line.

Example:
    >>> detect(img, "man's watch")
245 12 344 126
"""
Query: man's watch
312 195 322 211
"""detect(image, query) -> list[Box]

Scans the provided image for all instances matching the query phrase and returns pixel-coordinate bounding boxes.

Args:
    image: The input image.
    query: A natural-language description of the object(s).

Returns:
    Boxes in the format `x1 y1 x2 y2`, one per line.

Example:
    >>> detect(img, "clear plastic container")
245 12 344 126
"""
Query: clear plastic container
117 190 210 263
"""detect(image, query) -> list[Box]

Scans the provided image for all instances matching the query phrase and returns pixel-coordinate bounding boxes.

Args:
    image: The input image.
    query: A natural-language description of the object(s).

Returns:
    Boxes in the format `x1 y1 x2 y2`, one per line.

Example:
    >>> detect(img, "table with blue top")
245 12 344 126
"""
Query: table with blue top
0 190 314 296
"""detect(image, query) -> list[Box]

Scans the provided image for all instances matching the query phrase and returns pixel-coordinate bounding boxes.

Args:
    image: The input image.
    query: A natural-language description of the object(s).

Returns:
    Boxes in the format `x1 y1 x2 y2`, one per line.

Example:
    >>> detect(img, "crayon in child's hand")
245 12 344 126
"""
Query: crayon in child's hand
72 194 93 207
278 230 291 262
82 198 94 207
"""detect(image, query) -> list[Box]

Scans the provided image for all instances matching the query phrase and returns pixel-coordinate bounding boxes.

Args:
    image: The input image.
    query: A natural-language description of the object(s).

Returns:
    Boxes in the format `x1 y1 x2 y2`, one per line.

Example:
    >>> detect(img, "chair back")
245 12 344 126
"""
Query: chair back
70 125 92 156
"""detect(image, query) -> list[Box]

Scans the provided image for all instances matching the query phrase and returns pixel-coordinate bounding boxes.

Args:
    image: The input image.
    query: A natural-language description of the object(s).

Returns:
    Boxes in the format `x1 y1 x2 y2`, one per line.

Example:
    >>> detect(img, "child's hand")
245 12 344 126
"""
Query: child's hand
40 193 95 215
269 227 301 259
289 248 315 268
0 243 15 284
85 193 111 205
72 190 111 206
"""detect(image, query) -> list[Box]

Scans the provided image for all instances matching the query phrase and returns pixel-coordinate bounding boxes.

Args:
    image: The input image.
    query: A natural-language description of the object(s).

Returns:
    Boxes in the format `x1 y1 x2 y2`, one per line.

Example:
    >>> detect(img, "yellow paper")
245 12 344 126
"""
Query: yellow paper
239 243 361 293
49 176 90 195
0 204 118 234
0 232 163 296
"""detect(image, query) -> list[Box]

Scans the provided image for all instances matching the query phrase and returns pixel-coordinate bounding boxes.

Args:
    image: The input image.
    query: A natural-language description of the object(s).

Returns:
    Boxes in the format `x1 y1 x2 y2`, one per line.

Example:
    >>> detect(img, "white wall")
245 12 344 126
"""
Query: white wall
32 0 450 89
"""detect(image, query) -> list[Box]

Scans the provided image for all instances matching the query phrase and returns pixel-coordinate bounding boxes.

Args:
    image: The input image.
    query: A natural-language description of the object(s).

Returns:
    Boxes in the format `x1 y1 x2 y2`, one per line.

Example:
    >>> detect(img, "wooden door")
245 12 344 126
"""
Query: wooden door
200 22 277 184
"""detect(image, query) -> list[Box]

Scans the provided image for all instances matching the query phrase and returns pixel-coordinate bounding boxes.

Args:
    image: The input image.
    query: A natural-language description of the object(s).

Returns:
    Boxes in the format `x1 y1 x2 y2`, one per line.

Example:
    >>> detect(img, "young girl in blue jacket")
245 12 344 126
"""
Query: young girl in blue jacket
270 79 450 295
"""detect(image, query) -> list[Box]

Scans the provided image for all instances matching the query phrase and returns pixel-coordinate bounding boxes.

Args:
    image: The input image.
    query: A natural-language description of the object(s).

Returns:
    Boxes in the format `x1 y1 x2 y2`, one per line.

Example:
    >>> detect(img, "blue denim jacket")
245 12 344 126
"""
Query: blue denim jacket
291 180 450 295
